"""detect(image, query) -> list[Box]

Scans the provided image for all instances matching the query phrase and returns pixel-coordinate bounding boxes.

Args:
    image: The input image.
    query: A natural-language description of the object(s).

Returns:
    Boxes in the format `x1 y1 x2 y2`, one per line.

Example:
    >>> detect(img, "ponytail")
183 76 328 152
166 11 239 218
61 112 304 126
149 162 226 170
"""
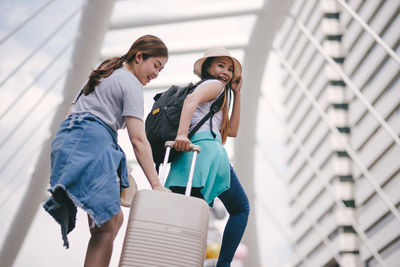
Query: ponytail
82 57 125 95
82 34 168 95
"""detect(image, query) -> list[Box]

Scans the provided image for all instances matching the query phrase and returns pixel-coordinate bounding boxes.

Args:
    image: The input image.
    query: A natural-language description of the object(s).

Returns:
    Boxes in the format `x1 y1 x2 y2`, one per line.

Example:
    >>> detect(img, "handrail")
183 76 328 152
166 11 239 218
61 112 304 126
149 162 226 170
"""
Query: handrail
0 0 55 45
0 80 58 195
0 69 66 170
335 0 400 65
0 4 82 90
0 40 74 122
0 142 44 210
260 87 387 266
286 13 400 147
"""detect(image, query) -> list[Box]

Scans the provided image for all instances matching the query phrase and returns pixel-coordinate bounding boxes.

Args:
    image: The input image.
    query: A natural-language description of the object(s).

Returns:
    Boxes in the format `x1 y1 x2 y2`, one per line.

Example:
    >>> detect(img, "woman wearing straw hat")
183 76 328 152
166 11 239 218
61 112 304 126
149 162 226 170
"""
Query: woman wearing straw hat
164 47 250 266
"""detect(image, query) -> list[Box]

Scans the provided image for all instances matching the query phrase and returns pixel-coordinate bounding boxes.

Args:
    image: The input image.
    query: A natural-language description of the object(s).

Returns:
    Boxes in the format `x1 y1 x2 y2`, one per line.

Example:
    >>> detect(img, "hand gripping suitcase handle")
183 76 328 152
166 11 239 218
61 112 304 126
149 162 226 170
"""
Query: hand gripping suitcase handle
159 141 201 196
164 141 201 152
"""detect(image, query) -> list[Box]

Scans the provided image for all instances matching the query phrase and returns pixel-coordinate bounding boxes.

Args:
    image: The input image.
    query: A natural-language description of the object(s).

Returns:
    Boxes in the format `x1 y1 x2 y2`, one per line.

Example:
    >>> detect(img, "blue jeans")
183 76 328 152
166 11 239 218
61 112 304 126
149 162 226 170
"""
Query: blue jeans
216 165 250 267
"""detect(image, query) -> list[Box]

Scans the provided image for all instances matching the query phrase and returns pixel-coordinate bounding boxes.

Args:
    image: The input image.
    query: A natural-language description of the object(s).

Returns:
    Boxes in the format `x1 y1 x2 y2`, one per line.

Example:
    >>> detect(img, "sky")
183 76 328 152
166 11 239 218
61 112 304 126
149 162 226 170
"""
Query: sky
0 0 291 266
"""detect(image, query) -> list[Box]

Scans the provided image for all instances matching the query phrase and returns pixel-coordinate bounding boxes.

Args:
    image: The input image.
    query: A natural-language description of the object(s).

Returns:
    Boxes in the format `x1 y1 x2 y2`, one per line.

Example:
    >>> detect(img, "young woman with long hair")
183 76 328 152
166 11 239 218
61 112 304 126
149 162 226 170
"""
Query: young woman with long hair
43 35 170 267
164 47 250 267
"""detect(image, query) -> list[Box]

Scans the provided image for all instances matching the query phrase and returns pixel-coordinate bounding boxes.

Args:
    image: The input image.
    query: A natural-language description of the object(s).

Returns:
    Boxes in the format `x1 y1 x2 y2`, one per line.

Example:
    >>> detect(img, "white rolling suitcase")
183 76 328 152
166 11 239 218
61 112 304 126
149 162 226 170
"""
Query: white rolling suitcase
119 142 209 267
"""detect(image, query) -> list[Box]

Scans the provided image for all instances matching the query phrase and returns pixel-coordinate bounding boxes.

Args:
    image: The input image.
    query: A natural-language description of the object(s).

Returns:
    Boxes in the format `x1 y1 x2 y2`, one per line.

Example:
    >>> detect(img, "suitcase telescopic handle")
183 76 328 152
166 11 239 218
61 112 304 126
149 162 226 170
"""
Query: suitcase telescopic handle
159 141 201 196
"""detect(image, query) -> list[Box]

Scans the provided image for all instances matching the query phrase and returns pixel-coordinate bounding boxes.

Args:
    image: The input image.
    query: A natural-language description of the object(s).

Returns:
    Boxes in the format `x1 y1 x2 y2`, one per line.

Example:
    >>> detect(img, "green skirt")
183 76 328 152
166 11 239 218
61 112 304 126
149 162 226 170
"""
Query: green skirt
164 130 230 206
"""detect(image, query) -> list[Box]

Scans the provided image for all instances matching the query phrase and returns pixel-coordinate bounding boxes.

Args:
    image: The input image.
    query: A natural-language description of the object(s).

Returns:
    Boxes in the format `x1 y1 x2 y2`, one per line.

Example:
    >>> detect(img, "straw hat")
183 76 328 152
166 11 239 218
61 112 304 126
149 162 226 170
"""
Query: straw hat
193 47 242 80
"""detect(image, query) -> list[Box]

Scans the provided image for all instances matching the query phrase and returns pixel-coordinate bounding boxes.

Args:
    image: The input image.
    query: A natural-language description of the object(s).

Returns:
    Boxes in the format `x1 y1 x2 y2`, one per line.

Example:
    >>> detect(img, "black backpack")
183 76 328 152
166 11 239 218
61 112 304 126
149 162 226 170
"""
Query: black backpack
145 81 225 164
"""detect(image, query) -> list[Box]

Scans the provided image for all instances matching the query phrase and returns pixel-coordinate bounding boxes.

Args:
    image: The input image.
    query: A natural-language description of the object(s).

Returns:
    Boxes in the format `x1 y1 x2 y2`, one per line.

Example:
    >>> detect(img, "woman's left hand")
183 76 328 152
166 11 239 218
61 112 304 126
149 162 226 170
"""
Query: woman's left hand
231 76 242 94
174 134 192 152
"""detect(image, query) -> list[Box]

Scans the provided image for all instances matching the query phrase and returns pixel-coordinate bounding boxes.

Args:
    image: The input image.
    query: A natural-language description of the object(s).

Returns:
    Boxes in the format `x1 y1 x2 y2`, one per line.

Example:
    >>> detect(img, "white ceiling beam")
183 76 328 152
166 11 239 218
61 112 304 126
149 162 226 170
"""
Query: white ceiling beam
100 44 246 61
109 8 260 30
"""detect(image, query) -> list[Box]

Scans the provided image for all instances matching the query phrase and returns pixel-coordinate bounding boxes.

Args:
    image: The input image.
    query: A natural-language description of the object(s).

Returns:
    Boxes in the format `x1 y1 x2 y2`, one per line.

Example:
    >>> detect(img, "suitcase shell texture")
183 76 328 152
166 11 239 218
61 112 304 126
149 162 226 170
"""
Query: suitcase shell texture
119 190 209 267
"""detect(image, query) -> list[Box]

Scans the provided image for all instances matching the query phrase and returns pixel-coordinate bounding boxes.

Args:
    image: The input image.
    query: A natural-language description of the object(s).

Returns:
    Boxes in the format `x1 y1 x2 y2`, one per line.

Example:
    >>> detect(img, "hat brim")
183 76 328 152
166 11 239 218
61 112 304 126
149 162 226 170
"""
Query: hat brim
193 54 242 81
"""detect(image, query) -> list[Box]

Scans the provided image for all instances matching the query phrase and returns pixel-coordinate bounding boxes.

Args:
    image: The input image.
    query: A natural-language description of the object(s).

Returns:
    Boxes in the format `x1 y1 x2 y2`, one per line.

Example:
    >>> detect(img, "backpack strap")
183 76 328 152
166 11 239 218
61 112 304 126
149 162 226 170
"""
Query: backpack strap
208 90 225 138
75 90 84 102
188 88 225 139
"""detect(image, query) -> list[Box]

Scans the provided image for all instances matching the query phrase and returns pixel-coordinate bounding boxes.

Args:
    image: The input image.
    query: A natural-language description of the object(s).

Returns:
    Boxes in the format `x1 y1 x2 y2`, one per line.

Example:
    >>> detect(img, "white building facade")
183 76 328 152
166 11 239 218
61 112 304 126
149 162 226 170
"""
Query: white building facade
276 0 400 266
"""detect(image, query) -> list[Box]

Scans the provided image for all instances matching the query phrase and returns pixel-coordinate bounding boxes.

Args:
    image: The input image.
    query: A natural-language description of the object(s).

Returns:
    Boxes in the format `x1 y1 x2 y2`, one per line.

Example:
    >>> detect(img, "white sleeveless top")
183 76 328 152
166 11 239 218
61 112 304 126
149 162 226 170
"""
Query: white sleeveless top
189 79 224 137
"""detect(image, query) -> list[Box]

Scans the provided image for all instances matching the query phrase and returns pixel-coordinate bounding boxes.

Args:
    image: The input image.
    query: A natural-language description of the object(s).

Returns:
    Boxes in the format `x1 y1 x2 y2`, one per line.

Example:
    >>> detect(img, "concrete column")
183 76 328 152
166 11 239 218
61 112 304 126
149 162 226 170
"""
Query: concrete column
0 1 115 266
234 0 293 266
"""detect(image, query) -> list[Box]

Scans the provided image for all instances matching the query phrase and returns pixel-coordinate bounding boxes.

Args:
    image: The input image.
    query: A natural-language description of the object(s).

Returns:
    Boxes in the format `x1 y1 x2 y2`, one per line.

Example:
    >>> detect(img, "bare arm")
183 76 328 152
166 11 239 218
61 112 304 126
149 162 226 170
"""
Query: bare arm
228 77 242 137
174 81 224 151
125 116 167 191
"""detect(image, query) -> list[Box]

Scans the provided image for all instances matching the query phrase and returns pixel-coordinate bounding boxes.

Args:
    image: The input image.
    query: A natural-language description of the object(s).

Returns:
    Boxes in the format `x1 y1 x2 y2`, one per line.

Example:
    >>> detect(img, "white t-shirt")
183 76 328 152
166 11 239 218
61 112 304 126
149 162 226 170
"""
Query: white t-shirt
189 79 225 137
72 67 144 132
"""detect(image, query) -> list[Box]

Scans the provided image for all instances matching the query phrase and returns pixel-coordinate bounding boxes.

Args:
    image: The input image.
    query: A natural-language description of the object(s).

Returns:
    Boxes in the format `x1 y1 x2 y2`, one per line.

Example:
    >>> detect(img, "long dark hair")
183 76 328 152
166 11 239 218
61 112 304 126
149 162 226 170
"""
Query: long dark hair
82 34 168 95
200 57 233 144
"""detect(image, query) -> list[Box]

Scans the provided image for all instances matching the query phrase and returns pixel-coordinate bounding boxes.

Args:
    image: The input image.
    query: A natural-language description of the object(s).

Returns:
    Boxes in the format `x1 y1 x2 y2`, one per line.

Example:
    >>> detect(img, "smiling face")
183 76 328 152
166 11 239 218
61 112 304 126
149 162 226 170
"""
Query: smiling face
132 53 167 85
206 56 234 86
